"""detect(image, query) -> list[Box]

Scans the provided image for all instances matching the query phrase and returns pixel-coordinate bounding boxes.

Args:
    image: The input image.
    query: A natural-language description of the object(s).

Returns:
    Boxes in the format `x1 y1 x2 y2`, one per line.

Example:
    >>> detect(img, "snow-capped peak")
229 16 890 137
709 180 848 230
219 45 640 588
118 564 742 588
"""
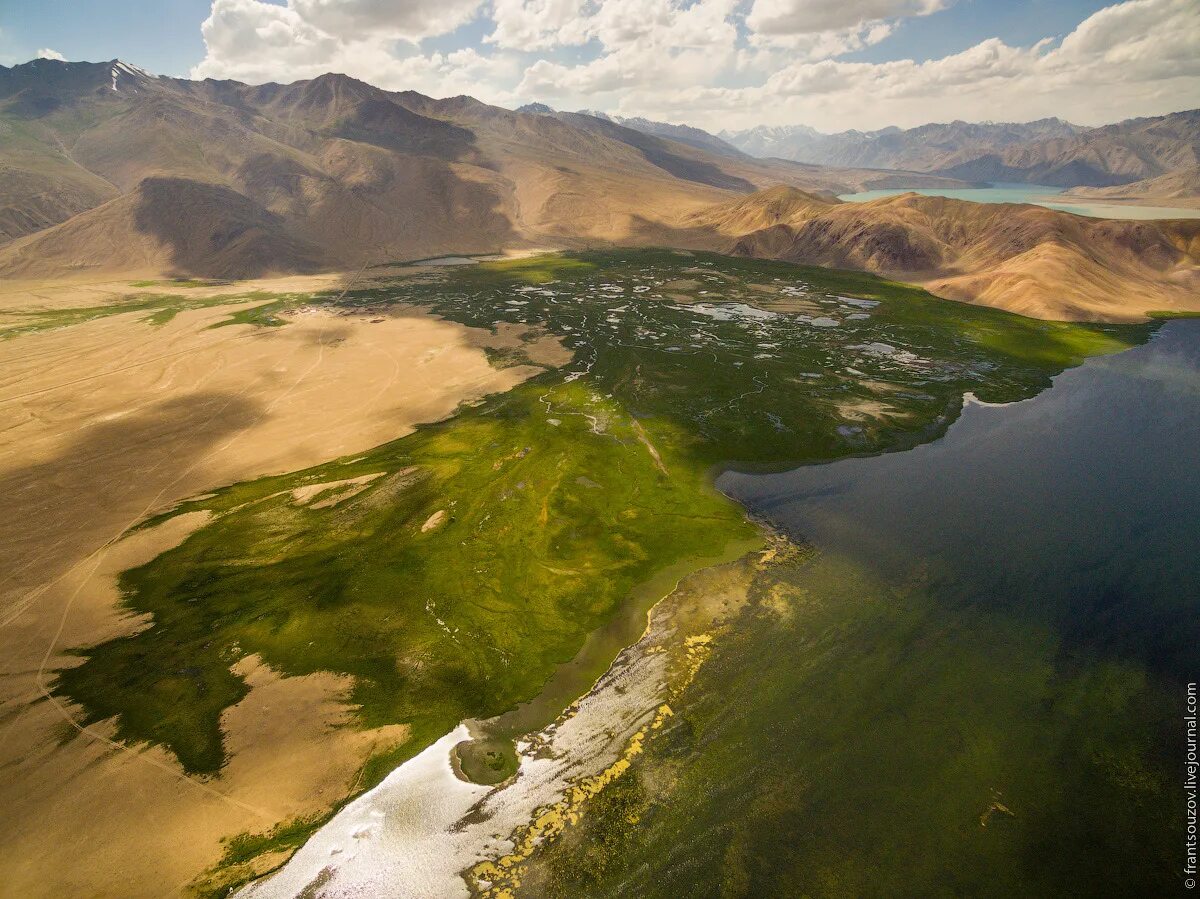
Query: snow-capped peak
110 59 155 92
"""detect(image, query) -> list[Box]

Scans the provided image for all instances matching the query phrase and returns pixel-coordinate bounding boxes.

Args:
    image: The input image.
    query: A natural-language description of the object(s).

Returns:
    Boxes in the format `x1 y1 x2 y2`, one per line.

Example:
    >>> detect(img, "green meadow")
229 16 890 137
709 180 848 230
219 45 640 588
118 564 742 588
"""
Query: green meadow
56 249 1147 774
0 288 319 339
48 251 1157 892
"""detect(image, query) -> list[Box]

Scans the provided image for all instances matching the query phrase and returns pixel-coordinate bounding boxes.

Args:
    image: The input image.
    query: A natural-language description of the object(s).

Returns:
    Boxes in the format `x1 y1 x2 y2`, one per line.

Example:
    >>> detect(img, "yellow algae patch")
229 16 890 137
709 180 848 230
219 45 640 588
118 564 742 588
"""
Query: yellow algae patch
761 582 809 621
677 634 714 693
979 789 1017 828
466 537 806 898
469 704 677 898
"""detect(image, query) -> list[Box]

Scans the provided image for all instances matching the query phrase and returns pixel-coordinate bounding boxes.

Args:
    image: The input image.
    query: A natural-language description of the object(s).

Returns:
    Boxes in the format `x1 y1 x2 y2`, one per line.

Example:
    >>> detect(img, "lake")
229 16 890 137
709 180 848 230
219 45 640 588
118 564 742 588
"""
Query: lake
708 318 1200 895
226 271 1196 897
528 319 1200 896
839 182 1200 220
721 319 1200 681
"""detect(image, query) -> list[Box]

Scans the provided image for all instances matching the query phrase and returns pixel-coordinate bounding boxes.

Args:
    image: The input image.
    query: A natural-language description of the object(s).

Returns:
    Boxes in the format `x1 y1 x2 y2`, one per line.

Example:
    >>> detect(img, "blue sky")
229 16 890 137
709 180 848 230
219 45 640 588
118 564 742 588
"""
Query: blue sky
0 0 209 75
1 0 1197 131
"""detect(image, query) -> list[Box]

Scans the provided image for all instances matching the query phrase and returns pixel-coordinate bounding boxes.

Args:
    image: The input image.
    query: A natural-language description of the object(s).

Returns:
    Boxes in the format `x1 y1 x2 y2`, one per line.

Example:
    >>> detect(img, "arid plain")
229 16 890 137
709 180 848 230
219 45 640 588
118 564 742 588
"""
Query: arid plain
0 267 570 895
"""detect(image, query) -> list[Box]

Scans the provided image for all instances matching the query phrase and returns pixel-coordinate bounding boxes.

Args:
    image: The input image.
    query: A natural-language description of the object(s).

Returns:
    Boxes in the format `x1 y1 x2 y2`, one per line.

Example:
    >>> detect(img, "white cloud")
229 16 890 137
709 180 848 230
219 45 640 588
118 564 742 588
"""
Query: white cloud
747 0 950 36
491 0 738 54
192 0 519 103
488 0 592 51
512 0 741 104
36 48 66 61
642 0 1200 129
748 20 895 58
194 0 339 81
188 0 1200 132
742 0 948 59
291 0 484 42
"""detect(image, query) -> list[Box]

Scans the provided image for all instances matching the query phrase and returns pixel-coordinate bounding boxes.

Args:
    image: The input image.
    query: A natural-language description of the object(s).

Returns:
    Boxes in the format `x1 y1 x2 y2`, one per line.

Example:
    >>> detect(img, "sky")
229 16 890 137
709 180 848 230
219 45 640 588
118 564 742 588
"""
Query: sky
1 0 1198 133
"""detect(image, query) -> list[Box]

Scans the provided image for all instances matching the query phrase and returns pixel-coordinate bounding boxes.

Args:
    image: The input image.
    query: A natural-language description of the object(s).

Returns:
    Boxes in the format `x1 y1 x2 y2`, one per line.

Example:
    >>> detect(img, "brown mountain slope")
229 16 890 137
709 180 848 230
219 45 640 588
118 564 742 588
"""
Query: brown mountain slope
934 110 1200 187
692 187 1200 321
1061 166 1200 205
0 176 324 279
0 58 972 256
2 60 1195 322
0 161 117 244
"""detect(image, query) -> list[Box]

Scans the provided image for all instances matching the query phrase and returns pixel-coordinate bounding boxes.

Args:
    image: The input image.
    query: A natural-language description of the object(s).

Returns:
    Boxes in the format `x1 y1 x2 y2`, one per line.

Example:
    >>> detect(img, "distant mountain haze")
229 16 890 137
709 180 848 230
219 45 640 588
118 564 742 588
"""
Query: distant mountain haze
722 112 1200 188
721 119 1083 171
572 109 749 160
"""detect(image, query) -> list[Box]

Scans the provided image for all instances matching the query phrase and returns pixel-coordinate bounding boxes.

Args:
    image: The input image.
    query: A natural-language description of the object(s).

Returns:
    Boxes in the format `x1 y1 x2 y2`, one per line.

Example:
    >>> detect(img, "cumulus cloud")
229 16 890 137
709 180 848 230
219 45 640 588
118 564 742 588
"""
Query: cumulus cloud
36 48 67 61
747 0 950 36
734 0 1200 127
188 0 1200 132
741 0 949 60
510 0 741 104
291 0 484 42
192 0 519 103
488 0 593 51
493 0 738 56
621 0 1200 129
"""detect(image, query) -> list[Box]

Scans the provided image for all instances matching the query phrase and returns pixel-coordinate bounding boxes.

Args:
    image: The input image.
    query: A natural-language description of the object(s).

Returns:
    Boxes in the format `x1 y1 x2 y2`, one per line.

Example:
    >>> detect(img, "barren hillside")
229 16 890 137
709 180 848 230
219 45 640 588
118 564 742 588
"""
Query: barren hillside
690 187 1200 320
725 111 1200 189
0 58 972 280
2 59 1196 321
1061 165 1200 204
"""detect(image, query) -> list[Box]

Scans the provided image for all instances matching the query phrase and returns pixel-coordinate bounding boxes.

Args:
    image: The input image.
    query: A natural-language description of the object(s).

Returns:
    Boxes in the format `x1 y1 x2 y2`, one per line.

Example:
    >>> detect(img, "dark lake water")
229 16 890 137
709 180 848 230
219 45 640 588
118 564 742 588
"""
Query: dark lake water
720 319 1200 683
653 320 1200 895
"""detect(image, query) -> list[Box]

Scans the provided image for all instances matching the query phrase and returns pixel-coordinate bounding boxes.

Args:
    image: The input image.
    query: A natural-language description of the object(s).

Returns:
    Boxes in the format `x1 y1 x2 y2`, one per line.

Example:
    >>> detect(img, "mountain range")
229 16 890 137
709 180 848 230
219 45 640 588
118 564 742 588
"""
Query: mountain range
0 58 974 277
722 118 1081 173
571 109 747 159
1 58 1198 321
690 186 1200 321
1061 165 1200 203
720 111 1200 188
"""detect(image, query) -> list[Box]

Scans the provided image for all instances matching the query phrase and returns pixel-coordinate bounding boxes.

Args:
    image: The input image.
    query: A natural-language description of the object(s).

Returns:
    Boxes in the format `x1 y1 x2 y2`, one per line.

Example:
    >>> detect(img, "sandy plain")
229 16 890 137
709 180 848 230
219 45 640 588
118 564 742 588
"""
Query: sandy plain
0 271 564 896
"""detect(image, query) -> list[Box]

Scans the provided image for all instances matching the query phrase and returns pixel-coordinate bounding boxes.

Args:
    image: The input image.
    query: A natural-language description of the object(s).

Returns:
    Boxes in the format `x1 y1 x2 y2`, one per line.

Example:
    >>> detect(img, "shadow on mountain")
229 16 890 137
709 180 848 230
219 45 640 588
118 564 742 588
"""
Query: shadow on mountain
557 112 757 192
332 97 476 159
132 177 325 279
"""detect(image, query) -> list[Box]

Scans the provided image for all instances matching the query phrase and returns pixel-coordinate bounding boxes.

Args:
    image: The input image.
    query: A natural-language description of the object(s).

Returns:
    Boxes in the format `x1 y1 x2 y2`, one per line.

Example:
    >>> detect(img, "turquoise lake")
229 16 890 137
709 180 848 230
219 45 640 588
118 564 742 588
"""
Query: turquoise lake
839 182 1200 220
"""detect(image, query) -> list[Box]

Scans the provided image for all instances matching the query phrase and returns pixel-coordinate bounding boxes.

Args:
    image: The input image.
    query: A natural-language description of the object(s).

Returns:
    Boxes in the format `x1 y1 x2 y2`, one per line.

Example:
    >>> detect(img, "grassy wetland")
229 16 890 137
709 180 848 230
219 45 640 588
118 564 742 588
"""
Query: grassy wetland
47 250 1163 894
0 286 313 339
517 319 1200 898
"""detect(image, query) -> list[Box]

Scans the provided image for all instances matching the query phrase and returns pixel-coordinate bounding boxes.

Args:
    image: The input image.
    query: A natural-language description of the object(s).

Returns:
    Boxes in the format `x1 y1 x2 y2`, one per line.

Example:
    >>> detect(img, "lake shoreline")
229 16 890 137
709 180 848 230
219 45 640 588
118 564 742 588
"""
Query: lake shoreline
839 182 1200 219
